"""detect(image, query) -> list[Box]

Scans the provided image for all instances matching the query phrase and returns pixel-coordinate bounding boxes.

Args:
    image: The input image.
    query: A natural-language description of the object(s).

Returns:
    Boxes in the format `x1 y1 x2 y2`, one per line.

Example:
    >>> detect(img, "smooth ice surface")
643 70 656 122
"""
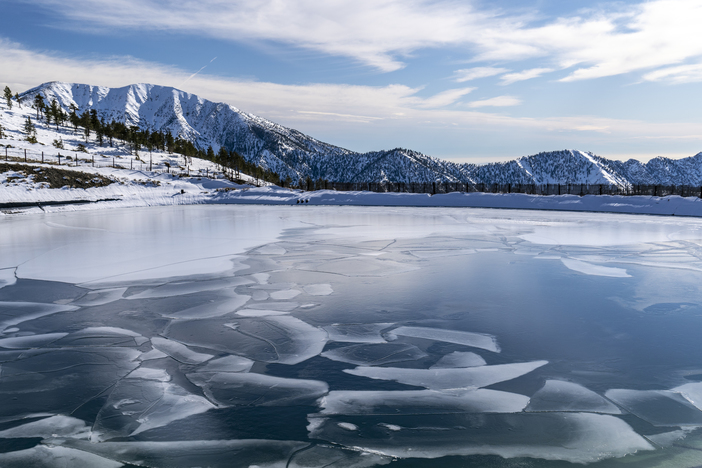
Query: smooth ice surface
269 289 302 300
151 337 214 364
674 382 702 411
317 389 530 415
345 361 548 390
303 284 334 296
54 327 147 347
235 308 289 317
0 415 90 439
0 332 68 349
287 444 391 467
430 351 487 369
0 445 123 468
525 380 621 414
0 302 78 332
160 295 250 319
127 367 171 381
72 288 126 306
93 380 215 440
197 355 254 373
560 258 631 278
388 326 500 353
321 343 427 366
309 412 653 463
126 278 253 299
0 269 17 290
645 429 691 447
186 372 329 407
166 316 327 365
324 323 393 344
53 439 309 468
605 389 702 426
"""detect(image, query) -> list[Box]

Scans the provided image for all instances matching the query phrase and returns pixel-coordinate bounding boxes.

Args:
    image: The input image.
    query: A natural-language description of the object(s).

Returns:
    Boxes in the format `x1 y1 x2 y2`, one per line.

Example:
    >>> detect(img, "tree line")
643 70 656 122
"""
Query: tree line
3 86 285 185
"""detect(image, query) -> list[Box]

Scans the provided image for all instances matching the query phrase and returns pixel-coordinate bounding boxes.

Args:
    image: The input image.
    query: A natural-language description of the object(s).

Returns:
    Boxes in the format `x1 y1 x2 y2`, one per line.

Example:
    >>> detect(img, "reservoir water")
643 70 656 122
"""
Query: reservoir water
2 205 702 467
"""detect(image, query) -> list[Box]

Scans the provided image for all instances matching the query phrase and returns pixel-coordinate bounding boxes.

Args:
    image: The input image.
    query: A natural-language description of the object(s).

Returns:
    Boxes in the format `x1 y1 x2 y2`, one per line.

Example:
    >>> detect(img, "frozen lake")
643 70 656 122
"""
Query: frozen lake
2 205 702 467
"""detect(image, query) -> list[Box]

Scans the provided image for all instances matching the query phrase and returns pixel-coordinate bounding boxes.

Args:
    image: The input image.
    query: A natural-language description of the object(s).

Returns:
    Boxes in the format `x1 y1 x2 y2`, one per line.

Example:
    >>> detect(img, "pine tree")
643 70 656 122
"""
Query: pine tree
23 116 37 143
3 86 12 109
14 93 20 108
34 94 45 119
0 123 5 139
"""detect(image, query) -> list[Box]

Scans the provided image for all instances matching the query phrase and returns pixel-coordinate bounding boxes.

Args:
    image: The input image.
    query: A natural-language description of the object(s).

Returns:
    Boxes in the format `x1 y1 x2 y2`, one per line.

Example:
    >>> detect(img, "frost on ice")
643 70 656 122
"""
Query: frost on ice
150 337 214 364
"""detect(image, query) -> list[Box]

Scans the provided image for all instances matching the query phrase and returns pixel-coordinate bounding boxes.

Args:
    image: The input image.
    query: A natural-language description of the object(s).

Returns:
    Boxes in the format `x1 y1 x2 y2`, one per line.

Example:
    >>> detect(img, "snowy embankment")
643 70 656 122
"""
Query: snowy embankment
3 177 702 217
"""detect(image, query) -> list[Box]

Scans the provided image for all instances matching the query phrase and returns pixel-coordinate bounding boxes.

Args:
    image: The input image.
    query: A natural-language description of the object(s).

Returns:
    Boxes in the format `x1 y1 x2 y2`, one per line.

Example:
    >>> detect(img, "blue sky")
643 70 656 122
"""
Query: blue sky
3 0 702 163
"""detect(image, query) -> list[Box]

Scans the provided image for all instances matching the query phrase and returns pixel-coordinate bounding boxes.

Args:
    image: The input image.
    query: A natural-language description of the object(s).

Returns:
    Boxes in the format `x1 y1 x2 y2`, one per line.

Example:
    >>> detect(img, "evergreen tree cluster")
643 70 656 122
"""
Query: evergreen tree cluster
25 93 282 185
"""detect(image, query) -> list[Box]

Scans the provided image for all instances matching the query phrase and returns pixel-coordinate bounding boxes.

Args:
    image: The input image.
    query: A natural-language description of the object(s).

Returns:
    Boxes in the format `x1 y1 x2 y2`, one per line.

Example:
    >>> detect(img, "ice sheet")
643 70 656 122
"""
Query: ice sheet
197 355 254 373
269 289 301 300
321 343 427 366
54 327 147 347
151 337 214 364
0 415 90 439
166 316 327 365
126 277 253 299
127 367 171 381
525 380 621 414
605 389 702 426
430 351 486 369
0 268 17 290
93 380 215 440
72 288 126 306
673 382 702 411
317 388 530 415
324 323 393 344
560 258 631 278
345 361 548 390
287 444 391 467
0 301 78 332
186 372 329 406
52 438 309 468
0 445 123 468
235 309 289 317
388 326 500 353
303 284 334 296
160 295 250 319
0 332 68 349
254 244 287 255
308 412 653 464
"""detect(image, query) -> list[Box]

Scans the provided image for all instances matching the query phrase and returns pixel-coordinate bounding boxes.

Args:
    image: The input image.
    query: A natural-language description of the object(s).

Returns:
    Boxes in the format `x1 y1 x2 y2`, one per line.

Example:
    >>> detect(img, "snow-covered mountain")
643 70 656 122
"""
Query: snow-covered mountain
20 82 702 186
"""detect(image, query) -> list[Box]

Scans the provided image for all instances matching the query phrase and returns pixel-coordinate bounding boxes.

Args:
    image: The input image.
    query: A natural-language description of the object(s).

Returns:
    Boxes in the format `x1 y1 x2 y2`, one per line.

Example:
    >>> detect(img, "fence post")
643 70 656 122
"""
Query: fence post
58 154 61 165
41 151 44 163
92 155 94 167
24 149 26 162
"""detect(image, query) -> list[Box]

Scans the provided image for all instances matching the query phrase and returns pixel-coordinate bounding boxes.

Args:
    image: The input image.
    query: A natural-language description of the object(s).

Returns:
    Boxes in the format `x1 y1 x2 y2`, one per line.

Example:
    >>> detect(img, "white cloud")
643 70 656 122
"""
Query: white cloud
468 96 522 108
20 0 702 81
3 38 702 160
500 68 554 85
642 63 702 84
453 67 510 82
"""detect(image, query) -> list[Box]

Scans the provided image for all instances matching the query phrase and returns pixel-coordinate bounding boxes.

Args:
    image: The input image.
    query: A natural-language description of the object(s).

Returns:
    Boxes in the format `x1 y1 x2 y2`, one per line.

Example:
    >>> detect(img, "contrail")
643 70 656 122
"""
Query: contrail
178 57 217 88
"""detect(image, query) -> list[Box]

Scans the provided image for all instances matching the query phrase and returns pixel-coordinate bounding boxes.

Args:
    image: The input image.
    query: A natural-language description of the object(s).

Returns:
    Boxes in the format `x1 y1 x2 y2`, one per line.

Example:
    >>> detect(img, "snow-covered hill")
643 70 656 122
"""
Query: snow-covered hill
13 81 702 186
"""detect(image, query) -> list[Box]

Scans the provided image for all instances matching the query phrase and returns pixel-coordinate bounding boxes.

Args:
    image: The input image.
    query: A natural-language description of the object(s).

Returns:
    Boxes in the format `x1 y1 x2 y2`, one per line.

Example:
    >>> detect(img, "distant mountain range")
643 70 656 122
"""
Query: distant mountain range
21 81 702 186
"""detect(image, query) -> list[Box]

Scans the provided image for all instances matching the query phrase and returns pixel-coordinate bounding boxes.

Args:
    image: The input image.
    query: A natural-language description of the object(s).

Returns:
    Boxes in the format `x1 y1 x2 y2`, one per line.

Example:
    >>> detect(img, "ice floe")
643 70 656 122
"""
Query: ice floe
308 412 653 464
126 277 253 299
345 361 548 390
430 351 486 369
673 382 702 411
160 295 250 319
287 444 391 467
150 337 214 364
127 367 171 381
93 380 215 440
324 323 393 344
269 289 302 300
0 445 123 468
303 284 334 296
196 355 254 373
235 308 289 317
525 380 621 414
54 327 148 347
0 415 90 439
71 287 126 306
605 389 702 426
166 316 327 365
387 326 500 353
321 343 427 366
317 388 530 415
560 258 631 278
52 438 309 468
186 372 328 407
0 268 17 290
0 301 78 332
0 332 68 349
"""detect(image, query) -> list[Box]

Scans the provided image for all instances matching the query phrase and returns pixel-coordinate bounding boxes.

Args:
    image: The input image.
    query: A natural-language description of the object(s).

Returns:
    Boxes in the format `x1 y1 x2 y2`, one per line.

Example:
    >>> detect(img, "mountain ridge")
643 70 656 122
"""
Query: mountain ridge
20 81 702 186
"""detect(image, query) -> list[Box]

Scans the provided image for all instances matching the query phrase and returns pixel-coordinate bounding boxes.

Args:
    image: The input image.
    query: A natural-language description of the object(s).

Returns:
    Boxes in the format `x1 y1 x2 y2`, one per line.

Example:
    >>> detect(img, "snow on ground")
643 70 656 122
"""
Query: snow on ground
4 103 702 217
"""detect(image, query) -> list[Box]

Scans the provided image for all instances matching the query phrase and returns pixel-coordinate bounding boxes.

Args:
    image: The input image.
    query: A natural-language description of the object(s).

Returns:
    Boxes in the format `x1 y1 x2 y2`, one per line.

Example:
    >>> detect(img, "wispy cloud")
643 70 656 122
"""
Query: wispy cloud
468 96 522 108
500 68 554 85
453 67 509 82
21 0 702 81
414 87 476 108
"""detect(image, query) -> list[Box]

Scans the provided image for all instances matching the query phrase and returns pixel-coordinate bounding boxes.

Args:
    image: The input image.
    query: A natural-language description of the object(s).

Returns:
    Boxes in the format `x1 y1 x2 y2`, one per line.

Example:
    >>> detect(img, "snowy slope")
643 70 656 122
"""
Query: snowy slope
12 81 702 186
